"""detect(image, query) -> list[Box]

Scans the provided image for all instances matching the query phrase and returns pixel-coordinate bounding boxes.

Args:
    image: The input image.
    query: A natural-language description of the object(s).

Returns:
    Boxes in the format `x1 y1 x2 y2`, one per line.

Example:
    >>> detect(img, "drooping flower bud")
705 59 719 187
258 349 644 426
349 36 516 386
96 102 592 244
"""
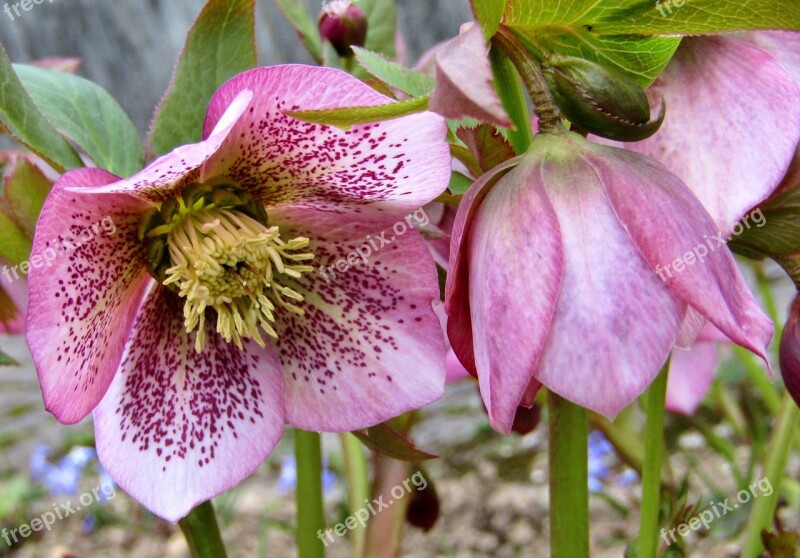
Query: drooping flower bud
542 54 665 141
511 403 542 435
780 296 800 407
318 1 368 58
405 472 440 532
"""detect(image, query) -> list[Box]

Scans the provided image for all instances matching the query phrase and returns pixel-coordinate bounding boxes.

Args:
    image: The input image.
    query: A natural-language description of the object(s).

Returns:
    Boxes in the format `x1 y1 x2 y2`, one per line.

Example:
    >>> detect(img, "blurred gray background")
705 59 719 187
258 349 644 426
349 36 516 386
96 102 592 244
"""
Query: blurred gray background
0 0 471 134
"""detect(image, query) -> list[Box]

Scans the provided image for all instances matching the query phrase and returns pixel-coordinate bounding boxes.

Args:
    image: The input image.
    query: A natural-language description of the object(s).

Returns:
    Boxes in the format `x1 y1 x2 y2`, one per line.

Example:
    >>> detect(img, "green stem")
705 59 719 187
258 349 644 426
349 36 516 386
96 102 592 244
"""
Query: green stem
548 391 589 558
740 393 800 557
294 429 326 558
493 28 562 133
639 360 670 558
178 501 228 558
488 45 533 154
340 433 369 557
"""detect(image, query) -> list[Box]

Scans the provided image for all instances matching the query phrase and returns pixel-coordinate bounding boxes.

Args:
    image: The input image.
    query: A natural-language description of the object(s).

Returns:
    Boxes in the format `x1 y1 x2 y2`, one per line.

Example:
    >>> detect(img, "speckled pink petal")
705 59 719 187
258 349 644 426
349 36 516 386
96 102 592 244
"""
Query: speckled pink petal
202 65 450 218
533 134 685 418
93 285 284 523
26 168 153 424
78 90 253 202
428 24 511 128
587 142 774 370
666 342 718 415
624 36 800 234
445 157 521 379
268 207 446 431
468 154 563 433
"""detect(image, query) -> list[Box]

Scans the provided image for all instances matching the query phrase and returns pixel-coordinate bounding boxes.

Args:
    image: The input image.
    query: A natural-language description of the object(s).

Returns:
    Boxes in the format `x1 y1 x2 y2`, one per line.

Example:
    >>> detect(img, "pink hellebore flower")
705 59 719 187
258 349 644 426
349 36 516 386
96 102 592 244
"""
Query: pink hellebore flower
666 324 731 415
26 65 450 521
620 34 800 234
446 130 773 433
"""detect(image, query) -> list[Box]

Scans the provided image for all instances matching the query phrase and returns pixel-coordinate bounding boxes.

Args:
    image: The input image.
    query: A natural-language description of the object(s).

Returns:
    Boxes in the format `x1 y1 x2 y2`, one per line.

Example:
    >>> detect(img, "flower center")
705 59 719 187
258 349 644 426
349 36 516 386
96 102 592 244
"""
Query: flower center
139 182 314 352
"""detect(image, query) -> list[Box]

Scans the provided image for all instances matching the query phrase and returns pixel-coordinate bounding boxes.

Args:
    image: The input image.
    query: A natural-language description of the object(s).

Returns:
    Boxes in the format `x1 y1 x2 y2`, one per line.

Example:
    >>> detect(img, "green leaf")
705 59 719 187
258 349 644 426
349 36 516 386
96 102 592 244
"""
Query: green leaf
359 0 396 58
352 423 438 461
286 96 429 130
595 0 800 35
503 1 681 86
0 46 82 173
449 171 473 196
274 0 323 63
147 0 257 156
0 350 17 366
471 0 507 39
0 211 31 266
352 47 435 97
2 155 52 237
13 64 142 177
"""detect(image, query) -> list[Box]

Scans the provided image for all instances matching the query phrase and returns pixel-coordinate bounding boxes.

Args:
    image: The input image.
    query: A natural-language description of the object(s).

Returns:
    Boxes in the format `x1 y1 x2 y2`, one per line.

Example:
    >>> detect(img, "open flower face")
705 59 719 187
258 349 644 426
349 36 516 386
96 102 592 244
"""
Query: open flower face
26 65 450 521
446 131 773 433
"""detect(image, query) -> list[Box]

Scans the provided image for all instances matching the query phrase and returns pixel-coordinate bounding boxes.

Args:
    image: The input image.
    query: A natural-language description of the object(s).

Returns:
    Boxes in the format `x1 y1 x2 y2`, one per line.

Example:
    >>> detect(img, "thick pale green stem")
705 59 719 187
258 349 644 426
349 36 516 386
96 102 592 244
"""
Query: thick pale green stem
638 361 669 558
740 394 799 557
548 391 589 558
178 501 228 558
488 46 533 154
340 433 369 557
294 429 326 558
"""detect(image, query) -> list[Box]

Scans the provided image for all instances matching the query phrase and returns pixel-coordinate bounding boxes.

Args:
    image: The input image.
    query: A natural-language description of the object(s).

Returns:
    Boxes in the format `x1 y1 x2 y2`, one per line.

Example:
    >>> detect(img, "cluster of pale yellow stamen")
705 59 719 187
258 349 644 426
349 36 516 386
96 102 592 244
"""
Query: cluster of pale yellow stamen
144 187 314 352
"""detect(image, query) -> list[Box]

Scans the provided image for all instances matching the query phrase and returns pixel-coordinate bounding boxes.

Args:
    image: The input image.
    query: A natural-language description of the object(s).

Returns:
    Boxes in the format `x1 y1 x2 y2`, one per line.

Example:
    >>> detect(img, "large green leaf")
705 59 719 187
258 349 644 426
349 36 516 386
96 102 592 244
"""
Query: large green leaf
13 64 142 177
1 155 52 237
147 0 257 156
359 0 396 58
0 46 82 173
352 47 435 97
503 0 799 85
0 211 31 266
274 0 323 63
595 0 800 35
286 96 429 130
471 0 507 39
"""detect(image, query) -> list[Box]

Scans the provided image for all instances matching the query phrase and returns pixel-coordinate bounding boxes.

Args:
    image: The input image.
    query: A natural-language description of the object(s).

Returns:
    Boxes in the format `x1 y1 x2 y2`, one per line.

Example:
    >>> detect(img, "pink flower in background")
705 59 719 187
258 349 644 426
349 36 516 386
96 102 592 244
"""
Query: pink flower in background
26 65 450 521
666 324 732 415
446 130 773 433
618 34 800 234
781 296 800 407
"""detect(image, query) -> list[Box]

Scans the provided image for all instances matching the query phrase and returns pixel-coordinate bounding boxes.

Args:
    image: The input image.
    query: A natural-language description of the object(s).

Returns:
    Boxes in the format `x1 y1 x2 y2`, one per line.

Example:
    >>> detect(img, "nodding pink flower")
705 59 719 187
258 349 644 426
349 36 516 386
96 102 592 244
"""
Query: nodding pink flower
781 296 800 407
26 65 450 521
666 324 732 415
446 130 773 433
618 34 800 235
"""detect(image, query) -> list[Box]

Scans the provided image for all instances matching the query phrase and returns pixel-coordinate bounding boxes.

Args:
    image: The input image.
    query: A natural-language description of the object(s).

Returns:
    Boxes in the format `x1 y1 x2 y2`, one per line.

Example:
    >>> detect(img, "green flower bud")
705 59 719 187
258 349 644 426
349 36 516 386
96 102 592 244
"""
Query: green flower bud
542 55 665 142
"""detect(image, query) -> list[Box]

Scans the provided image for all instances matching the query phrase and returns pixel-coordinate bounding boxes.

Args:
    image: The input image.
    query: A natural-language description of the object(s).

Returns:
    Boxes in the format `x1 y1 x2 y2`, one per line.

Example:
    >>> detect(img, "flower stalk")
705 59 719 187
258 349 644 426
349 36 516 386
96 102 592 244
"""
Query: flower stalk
638 359 670 558
178 500 228 558
493 28 562 133
548 391 589 558
295 429 326 558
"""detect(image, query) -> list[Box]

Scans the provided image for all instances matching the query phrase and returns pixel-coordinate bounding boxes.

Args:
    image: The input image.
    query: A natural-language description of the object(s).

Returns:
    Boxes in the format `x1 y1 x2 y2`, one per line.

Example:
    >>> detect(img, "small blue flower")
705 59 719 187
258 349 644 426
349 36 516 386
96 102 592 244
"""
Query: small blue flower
277 455 337 495
588 432 613 493
28 445 103 499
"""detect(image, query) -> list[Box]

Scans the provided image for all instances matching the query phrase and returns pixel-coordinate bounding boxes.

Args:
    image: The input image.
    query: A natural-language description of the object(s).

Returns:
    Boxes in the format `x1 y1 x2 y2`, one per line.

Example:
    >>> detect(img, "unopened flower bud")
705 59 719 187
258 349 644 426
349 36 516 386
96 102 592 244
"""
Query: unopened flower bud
511 403 542 435
405 472 439 532
318 1 368 58
542 54 665 141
